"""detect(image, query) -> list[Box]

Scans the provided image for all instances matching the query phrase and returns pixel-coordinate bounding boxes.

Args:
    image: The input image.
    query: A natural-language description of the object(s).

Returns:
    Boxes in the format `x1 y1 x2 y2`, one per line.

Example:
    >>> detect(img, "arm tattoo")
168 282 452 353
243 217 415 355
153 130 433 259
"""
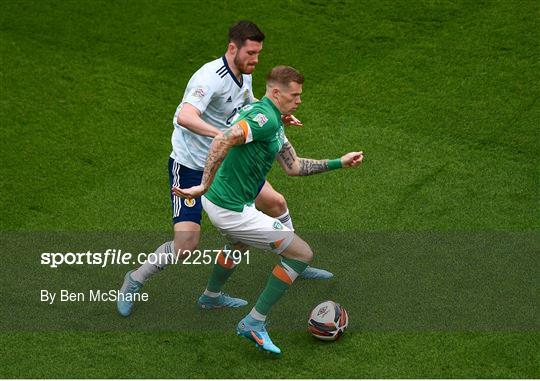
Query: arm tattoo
200 125 244 188
223 128 234 139
298 158 329 176
200 139 227 188
278 142 330 176
278 142 297 170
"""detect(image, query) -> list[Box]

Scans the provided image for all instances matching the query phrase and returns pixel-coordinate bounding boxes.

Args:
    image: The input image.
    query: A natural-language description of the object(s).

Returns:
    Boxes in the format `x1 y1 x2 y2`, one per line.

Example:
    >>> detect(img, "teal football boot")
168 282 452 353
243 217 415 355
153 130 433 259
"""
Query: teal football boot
117 270 143 317
299 266 334 280
197 292 248 309
237 315 281 354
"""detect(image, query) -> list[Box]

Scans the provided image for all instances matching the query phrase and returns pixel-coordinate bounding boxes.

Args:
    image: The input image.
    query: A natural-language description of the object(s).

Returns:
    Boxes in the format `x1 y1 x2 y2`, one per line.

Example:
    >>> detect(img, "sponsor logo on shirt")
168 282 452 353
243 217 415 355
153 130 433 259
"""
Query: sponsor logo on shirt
253 113 268 127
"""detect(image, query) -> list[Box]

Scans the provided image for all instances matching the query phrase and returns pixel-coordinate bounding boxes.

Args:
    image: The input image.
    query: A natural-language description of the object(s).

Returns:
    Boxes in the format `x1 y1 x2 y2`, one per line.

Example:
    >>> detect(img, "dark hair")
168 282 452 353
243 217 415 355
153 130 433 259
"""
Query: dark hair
266 66 304 87
228 20 265 47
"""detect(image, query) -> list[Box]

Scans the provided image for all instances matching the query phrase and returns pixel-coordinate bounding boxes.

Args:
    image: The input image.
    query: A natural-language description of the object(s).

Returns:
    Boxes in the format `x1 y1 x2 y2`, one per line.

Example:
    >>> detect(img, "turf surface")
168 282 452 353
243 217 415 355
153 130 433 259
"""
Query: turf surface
1 0 538 378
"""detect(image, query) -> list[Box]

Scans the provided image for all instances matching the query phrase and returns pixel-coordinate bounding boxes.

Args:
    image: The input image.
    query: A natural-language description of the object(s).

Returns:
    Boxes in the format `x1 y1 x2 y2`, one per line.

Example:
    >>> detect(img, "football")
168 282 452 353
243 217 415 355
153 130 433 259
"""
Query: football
308 300 349 341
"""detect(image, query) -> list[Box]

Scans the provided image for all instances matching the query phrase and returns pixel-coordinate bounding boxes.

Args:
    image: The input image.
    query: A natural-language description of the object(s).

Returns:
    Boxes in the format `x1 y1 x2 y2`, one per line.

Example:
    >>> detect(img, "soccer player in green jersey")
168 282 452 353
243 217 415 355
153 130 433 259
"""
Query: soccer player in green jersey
117 21 332 318
173 66 363 354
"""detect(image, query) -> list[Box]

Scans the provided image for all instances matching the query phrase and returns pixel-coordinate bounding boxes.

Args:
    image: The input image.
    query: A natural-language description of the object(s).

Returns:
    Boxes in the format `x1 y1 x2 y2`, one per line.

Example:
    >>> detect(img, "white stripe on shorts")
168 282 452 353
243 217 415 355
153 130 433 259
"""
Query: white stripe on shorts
172 160 182 218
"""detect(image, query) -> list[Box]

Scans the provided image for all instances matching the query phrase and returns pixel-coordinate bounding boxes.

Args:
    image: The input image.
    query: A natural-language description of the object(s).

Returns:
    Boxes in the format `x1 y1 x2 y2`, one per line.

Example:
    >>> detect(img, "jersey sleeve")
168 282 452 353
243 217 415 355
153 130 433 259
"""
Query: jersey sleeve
181 67 220 114
234 108 277 144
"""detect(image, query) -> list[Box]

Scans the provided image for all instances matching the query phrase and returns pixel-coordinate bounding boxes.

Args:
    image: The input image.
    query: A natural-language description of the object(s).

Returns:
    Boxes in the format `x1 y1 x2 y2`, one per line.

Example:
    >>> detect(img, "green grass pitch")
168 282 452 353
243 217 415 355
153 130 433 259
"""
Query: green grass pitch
0 0 538 378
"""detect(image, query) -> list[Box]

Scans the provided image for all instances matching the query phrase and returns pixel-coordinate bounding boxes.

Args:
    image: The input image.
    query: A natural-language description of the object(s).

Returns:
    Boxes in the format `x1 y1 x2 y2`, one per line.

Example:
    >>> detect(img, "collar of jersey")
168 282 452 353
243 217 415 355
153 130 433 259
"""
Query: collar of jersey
261 96 282 120
221 56 243 88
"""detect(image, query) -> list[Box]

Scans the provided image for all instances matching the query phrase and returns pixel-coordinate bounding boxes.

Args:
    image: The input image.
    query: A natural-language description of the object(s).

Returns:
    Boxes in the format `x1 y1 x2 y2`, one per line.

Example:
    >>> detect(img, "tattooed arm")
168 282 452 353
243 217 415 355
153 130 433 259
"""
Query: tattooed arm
172 124 245 198
277 141 364 176
199 124 245 189
276 142 328 176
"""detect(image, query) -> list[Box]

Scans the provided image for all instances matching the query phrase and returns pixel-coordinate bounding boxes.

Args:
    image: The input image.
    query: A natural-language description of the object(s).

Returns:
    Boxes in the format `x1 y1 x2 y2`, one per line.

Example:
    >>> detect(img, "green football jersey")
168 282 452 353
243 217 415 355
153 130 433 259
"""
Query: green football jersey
205 96 286 212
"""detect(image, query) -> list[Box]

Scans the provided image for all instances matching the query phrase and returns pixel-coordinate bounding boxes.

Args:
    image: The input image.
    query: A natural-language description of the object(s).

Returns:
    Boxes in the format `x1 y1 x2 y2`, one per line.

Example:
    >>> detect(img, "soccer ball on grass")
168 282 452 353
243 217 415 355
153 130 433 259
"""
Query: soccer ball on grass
308 300 348 341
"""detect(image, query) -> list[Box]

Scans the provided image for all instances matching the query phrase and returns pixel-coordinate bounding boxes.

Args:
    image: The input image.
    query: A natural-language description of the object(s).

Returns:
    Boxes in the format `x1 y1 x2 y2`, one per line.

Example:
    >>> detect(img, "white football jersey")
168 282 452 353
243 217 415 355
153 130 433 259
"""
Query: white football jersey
171 56 256 170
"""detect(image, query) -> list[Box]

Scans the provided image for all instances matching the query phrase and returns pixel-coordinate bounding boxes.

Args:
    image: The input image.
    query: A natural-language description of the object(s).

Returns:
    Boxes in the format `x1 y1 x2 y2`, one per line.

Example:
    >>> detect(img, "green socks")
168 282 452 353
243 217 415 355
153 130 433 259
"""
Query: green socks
206 248 238 293
254 257 308 316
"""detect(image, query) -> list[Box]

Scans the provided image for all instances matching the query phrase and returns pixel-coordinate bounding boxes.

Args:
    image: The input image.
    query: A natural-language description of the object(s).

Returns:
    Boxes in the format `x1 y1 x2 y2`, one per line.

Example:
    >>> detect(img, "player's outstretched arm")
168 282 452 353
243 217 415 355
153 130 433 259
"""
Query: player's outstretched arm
172 124 245 198
277 142 363 176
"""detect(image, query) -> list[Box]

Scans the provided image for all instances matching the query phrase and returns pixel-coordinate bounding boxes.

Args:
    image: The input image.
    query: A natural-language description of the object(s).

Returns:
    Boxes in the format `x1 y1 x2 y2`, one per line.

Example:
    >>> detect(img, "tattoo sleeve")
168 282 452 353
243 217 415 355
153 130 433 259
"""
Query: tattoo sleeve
298 158 329 176
200 124 245 189
277 142 297 171
277 141 331 176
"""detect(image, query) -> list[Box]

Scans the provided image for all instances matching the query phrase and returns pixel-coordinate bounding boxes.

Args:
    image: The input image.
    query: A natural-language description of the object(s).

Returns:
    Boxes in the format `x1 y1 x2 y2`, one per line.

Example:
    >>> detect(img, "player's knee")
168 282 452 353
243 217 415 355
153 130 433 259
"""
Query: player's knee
282 235 313 263
274 193 288 215
173 236 199 260
267 192 287 216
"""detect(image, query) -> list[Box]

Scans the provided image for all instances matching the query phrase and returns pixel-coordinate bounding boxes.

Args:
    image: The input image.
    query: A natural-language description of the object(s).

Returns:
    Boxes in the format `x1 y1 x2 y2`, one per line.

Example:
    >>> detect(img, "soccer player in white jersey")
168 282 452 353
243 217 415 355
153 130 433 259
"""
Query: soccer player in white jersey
117 21 331 317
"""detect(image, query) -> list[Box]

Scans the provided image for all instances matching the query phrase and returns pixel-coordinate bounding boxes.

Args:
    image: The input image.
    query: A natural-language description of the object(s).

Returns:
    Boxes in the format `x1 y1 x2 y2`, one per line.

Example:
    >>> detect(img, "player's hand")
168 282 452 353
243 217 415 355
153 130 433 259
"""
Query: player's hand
172 185 206 199
282 114 303 127
341 151 364 168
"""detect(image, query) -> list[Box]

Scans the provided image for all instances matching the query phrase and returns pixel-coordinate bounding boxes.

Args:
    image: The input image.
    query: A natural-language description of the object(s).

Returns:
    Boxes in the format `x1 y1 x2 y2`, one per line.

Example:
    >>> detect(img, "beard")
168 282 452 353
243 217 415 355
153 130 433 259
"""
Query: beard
234 54 254 74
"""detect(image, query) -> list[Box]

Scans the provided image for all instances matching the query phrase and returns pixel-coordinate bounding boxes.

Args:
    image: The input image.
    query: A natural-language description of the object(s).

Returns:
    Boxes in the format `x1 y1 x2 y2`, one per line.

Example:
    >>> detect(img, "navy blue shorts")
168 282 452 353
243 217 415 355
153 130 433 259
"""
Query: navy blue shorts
169 158 204 225
168 157 266 226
